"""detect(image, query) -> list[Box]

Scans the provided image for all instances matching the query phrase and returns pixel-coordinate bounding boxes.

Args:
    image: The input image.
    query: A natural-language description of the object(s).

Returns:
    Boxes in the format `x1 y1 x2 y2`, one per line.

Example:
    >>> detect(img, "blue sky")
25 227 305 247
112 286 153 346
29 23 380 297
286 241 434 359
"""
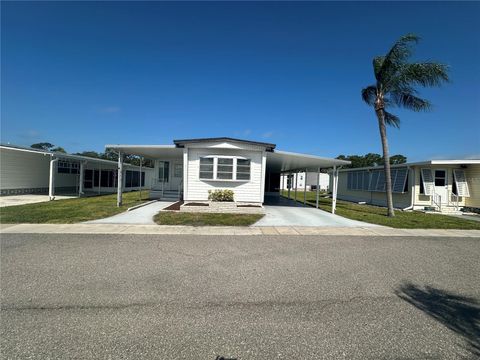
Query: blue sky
1 1 479 161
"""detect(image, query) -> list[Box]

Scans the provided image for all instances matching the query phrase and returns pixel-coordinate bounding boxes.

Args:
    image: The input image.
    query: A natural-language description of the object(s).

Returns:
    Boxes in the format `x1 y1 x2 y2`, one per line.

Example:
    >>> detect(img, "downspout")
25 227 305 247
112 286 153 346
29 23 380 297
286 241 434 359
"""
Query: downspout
49 155 58 200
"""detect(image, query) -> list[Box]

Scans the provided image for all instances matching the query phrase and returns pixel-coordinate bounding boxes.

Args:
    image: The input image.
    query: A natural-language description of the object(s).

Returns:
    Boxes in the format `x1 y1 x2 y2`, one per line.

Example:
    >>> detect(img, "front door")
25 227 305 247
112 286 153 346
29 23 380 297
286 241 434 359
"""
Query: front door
170 162 183 192
158 161 170 190
434 169 448 204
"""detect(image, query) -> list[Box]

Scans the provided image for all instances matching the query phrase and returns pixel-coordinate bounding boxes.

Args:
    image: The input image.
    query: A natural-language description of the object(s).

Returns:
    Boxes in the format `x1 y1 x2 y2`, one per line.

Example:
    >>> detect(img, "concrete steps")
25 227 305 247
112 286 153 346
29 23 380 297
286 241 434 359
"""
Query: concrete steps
150 190 180 201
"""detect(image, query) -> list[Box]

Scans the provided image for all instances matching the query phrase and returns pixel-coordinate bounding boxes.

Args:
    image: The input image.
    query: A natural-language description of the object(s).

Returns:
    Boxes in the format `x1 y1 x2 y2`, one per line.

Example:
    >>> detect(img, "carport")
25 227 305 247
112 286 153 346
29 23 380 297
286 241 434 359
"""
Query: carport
265 150 350 214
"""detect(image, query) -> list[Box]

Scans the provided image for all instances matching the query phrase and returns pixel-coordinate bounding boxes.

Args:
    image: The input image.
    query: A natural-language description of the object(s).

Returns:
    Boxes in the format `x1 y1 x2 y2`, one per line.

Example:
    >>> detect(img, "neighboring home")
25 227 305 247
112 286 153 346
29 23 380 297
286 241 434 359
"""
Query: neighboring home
0 144 153 199
280 172 330 191
107 137 348 206
333 160 480 213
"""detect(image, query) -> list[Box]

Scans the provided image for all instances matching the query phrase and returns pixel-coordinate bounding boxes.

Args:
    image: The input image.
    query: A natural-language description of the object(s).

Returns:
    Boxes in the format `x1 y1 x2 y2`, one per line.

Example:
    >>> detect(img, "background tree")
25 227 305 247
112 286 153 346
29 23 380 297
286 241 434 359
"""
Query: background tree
31 142 55 151
336 153 406 168
390 154 407 165
51 146 66 153
361 34 449 217
31 143 66 153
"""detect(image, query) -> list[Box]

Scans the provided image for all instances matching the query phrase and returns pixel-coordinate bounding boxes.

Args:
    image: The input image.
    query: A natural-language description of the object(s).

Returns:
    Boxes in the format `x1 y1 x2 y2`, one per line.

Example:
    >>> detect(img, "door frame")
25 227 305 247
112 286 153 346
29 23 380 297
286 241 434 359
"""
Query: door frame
433 168 448 204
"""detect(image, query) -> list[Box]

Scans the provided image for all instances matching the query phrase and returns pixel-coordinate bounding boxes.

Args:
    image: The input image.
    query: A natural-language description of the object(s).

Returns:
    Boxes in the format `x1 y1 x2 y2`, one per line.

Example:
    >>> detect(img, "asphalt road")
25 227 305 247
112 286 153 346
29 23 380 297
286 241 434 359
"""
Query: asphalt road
1 234 479 359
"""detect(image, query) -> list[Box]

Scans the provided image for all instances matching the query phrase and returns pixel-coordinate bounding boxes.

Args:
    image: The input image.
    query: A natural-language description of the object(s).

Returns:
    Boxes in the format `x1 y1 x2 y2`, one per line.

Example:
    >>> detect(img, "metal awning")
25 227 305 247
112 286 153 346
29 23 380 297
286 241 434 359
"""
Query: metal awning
105 145 183 158
105 144 350 170
267 150 350 172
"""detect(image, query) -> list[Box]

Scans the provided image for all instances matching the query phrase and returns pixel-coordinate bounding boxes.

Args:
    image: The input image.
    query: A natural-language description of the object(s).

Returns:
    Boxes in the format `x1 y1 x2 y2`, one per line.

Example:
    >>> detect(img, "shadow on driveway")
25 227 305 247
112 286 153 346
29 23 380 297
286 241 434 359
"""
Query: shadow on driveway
395 282 480 357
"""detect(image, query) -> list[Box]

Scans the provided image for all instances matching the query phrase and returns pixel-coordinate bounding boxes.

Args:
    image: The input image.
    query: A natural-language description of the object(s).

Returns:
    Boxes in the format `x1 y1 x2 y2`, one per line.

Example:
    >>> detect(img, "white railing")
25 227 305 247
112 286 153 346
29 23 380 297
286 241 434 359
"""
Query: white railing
451 193 459 211
432 193 442 212
151 178 165 198
178 178 183 200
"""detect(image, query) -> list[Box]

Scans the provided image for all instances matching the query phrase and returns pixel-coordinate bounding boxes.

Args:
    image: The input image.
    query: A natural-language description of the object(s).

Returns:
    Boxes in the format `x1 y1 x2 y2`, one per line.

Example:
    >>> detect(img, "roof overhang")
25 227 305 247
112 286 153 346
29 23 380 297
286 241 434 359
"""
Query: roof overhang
337 159 480 172
105 144 182 159
0 144 150 168
173 137 276 151
266 150 350 172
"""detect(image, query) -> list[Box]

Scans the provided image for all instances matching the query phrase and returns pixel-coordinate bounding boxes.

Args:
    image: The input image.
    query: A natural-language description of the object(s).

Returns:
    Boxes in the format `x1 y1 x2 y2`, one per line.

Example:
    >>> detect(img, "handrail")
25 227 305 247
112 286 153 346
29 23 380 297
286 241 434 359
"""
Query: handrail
451 192 459 211
432 193 442 212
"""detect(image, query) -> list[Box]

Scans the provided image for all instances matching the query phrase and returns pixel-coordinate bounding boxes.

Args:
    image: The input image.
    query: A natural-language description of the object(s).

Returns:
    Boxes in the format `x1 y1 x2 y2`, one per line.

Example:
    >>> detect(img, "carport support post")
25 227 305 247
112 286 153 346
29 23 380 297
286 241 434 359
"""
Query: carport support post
332 165 338 214
48 156 58 201
78 161 85 197
316 168 320 209
139 157 143 201
117 152 123 207
295 172 298 201
303 169 307 205
287 173 291 199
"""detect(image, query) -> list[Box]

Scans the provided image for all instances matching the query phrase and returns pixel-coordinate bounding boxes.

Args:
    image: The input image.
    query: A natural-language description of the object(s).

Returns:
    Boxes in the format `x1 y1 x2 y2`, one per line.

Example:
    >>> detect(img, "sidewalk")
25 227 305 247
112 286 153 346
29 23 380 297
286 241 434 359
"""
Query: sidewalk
1 223 479 237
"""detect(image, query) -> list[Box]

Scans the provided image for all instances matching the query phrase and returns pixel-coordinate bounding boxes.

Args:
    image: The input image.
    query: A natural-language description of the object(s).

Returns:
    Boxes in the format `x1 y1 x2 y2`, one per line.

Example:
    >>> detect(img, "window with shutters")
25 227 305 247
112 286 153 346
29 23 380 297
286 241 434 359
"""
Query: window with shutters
453 169 470 197
421 169 434 196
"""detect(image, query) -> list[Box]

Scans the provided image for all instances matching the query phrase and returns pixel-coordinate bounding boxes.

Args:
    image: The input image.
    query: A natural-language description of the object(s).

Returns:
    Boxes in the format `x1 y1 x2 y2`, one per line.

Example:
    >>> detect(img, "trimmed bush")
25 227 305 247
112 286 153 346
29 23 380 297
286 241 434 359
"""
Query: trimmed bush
208 189 234 202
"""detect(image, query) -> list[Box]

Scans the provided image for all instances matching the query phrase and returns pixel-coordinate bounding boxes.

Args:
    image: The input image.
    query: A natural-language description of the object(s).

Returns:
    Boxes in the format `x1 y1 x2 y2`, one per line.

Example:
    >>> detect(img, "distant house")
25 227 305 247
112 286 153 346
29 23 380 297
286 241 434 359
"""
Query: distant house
333 160 480 213
0 144 153 198
107 137 348 206
280 172 330 191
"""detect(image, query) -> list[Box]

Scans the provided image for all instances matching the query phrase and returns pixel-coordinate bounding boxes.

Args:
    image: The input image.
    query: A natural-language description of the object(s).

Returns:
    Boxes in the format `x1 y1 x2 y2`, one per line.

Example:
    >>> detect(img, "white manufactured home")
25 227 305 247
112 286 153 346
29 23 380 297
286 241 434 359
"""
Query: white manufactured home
333 160 480 213
107 137 348 207
0 144 153 199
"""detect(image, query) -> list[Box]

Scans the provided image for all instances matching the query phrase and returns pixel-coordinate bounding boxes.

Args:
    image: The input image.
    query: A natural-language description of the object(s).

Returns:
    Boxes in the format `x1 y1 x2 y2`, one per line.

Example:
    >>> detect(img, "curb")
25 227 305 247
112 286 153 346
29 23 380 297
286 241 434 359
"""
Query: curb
127 200 158 212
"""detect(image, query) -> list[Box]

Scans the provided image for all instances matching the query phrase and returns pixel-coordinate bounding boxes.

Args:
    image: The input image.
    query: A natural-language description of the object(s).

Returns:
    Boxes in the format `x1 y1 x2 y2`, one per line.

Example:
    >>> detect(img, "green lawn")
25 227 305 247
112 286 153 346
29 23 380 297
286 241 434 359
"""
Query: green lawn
154 212 264 226
0 191 150 224
282 191 480 229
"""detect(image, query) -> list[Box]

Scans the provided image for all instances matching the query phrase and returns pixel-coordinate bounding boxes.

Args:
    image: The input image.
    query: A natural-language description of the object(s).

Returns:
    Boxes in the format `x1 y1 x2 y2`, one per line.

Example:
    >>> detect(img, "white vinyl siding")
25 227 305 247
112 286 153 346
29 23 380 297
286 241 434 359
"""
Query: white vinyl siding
186 148 263 203
453 169 470 197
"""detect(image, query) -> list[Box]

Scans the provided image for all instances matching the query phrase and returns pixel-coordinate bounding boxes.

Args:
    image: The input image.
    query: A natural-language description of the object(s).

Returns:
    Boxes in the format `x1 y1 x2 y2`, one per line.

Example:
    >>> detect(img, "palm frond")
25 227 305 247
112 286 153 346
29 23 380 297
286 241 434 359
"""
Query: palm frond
397 62 450 87
373 57 384 82
361 85 377 106
377 34 420 85
384 110 400 128
391 90 431 112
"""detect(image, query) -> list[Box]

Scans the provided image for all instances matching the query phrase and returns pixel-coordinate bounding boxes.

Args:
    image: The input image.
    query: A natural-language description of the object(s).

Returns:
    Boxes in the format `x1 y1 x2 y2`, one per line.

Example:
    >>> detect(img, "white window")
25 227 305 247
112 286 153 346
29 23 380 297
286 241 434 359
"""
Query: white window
58 161 71 174
199 156 251 181
217 158 234 180
236 159 251 180
173 164 183 178
199 158 214 179
70 162 80 174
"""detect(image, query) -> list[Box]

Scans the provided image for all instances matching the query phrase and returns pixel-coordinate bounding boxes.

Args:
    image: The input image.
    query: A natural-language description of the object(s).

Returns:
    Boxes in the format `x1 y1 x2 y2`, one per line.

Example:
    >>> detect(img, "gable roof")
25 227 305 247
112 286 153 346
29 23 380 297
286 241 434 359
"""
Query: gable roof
173 137 276 151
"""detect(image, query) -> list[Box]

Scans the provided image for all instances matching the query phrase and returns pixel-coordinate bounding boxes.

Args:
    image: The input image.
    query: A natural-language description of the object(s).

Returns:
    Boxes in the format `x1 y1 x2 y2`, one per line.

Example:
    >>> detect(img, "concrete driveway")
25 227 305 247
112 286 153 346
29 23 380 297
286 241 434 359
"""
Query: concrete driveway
254 196 378 227
85 201 174 224
1 233 479 359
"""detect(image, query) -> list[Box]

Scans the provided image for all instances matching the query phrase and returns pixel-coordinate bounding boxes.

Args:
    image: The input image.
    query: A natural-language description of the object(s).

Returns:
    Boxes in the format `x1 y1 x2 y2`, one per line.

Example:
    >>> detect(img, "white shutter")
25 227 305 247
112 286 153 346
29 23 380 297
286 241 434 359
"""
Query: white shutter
453 169 470 197
421 168 434 196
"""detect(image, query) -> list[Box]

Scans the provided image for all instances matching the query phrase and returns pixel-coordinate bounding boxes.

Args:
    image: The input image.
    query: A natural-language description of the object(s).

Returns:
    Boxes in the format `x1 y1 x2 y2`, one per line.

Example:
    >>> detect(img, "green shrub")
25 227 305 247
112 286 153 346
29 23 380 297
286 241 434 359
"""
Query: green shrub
208 189 234 202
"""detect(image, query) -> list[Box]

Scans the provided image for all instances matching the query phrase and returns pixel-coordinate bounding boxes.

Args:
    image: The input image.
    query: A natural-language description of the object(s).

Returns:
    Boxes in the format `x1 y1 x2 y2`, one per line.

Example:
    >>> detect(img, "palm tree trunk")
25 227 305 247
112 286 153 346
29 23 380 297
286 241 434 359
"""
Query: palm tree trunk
375 108 395 217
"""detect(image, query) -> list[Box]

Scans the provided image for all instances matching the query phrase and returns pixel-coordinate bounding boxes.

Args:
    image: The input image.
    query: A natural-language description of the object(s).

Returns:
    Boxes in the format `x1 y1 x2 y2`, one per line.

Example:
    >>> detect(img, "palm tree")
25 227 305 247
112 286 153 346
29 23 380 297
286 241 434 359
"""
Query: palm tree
362 34 449 217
